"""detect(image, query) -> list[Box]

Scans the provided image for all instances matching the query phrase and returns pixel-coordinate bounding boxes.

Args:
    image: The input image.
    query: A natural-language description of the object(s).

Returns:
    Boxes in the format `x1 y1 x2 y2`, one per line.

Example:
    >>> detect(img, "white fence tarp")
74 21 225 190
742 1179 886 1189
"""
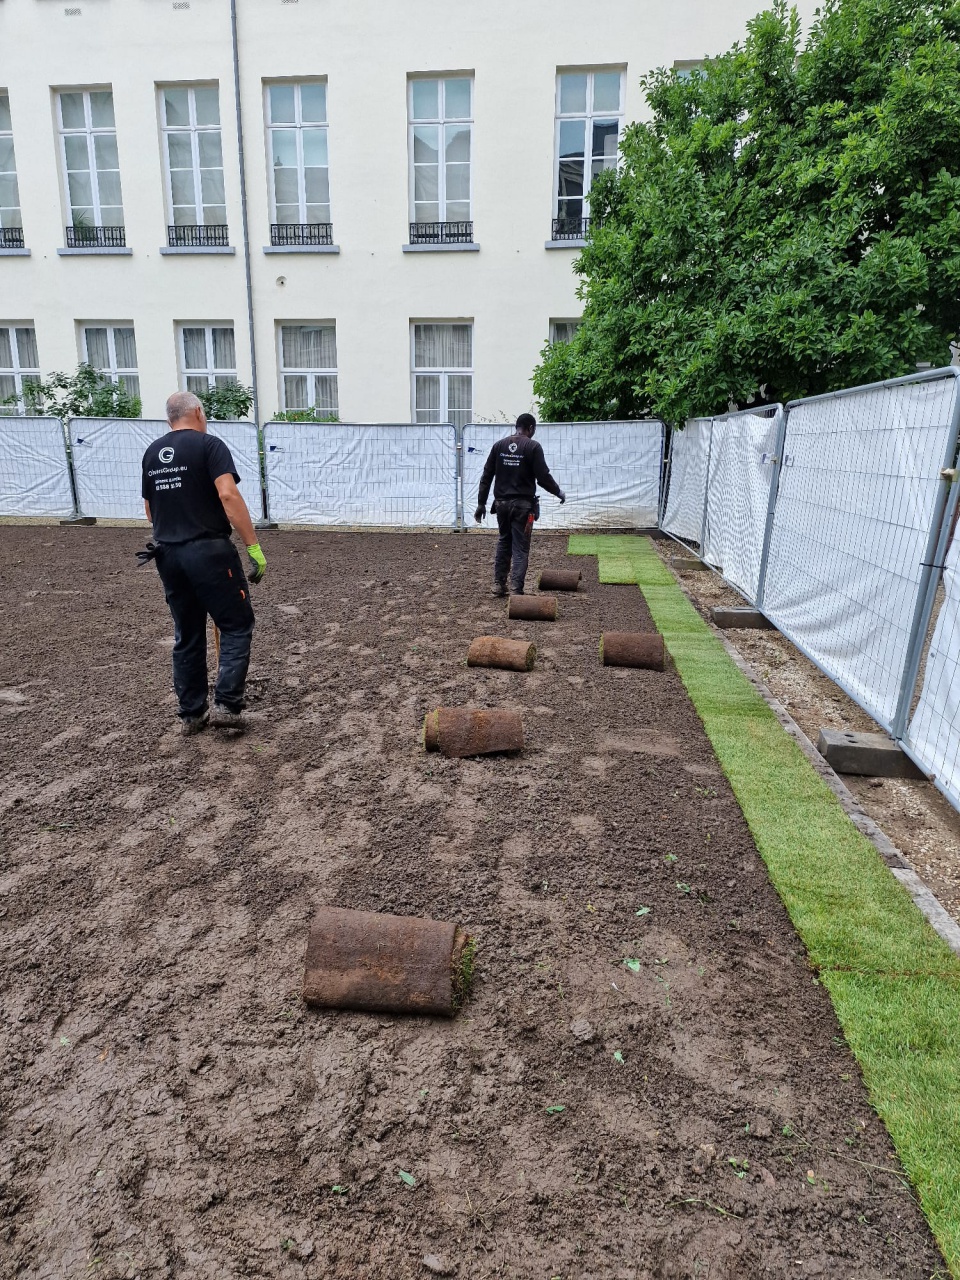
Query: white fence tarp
70 418 261 519
263 422 458 527
0 417 74 518
761 376 960 731
462 421 663 529
661 418 712 542
907 534 960 809
701 407 783 602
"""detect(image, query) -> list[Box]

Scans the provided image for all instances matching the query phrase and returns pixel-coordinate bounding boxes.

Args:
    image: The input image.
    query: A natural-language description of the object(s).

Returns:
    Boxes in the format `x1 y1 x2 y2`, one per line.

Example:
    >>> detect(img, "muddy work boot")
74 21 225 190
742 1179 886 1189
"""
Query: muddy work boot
491 582 508 597
179 711 209 737
210 705 245 732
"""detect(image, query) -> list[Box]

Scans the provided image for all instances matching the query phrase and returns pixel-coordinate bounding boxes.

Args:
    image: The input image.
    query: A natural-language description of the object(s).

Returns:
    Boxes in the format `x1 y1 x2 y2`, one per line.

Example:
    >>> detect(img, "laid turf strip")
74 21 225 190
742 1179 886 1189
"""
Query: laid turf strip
569 533 960 1276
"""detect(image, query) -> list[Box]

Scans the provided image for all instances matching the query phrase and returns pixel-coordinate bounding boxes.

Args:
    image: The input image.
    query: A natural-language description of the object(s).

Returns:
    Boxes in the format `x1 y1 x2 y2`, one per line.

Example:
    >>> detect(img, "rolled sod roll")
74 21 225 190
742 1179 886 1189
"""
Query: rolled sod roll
538 569 581 592
423 707 524 757
508 594 558 621
600 631 666 670
467 636 536 671
303 906 475 1016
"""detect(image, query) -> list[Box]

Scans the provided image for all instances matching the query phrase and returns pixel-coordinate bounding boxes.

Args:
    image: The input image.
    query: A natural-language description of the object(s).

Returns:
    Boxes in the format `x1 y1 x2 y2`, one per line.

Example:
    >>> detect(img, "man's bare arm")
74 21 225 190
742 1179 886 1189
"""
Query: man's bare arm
214 473 258 547
144 499 151 522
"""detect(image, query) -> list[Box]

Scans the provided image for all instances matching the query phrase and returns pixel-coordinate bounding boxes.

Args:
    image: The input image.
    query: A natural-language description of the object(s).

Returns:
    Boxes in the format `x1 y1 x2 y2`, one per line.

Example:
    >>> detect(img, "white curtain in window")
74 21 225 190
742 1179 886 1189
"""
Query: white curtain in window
212 327 235 370
15 327 38 369
314 375 338 412
281 324 336 370
0 329 12 368
114 327 137 368
182 328 207 369
85 328 110 368
414 323 471 369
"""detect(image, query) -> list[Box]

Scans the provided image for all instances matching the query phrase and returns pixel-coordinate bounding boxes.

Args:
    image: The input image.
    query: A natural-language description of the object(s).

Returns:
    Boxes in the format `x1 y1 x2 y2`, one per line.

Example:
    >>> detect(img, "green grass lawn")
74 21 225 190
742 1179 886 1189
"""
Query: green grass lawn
570 533 960 1276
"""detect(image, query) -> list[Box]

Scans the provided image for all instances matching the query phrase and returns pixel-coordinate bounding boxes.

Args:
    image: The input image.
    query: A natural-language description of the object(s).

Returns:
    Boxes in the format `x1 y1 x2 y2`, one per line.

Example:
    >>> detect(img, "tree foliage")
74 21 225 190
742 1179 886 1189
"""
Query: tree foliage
10 364 142 419
533 0 960 422
195 382 254 421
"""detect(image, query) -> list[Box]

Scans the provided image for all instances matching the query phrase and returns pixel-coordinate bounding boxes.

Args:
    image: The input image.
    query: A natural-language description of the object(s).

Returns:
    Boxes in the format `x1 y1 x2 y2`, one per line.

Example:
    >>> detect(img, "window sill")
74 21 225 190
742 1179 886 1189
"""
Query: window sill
544 239 586 249
263 244 340 254
402 242 480 253
160 245 236 255
58 246 133 256
0 247 30 256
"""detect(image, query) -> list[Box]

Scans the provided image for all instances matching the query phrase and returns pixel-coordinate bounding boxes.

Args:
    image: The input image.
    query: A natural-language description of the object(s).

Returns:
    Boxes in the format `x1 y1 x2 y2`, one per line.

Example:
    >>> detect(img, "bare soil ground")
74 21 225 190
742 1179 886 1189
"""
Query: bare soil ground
0 527 948 1279
661 550 960 927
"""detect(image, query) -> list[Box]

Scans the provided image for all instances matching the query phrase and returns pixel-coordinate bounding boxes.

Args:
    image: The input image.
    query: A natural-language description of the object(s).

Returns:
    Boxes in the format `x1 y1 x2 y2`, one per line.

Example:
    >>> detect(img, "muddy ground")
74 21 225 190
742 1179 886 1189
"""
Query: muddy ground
0 527 948 1279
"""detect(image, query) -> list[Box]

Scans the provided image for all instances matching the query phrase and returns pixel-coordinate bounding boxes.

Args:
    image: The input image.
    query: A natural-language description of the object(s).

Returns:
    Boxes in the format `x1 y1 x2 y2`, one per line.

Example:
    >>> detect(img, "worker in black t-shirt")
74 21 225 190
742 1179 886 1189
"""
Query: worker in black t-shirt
474 413 565 595
140 391 267 735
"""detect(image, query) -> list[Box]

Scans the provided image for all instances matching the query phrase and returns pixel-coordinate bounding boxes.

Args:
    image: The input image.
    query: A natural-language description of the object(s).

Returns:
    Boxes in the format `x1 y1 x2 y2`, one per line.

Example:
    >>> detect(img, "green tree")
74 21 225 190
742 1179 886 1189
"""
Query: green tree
195 382 254 420
10 363 142 418
533 0 960 423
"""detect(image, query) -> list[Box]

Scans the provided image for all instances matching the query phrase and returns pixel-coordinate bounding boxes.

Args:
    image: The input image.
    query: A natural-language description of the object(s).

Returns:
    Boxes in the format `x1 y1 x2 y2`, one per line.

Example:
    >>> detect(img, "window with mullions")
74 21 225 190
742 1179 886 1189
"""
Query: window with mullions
279 324 338 416
178 325 236 394
0 93 23 247
553 69 623 239
550 319 581 345
160 85 226 232
0 326 40 414
412 323 472 429
266 83 330 243
82 325 140 397
408 77 472 241
57 88 125 242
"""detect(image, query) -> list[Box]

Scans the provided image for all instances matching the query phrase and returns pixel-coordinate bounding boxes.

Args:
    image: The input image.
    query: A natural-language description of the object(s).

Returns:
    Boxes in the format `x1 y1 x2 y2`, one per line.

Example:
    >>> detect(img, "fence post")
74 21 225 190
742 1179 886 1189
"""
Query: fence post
698 418 715 554
891 386 960 740
657 423 671 527
753 406 788 610
455 423 464 530
59 415 96 525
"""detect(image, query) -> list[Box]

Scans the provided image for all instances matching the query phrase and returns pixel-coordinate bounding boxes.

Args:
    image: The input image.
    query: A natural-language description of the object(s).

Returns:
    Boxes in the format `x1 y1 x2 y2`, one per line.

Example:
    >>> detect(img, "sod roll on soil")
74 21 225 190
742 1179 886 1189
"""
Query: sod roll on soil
508 595 557 621
424 707 524 757
600 631 666 670
538 569 581 592
303 906 474 1016
467 636 537 671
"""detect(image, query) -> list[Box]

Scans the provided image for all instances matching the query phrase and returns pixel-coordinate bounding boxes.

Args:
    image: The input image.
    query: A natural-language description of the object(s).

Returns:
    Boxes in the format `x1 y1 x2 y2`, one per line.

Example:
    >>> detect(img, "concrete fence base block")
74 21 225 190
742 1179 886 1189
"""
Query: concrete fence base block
59 516 97 526
710 606 776 630
669 554 711 573
817 728 927 779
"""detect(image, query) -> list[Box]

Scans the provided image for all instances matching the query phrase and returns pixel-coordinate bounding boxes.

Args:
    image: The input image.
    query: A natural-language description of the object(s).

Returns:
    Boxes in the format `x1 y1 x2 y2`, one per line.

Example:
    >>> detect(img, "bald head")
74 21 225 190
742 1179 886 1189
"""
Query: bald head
166 391 207 431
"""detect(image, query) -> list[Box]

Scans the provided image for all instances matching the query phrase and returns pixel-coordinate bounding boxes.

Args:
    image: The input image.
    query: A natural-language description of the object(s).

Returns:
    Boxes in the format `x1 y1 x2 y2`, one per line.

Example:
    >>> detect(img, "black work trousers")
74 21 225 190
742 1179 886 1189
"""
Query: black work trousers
154 536 255 719
494 499 534 593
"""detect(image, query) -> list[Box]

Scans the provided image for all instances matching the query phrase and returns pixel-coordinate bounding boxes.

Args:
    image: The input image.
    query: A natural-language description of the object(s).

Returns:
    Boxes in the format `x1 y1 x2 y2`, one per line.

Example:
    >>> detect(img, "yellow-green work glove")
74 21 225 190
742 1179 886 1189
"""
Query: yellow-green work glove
246 543 266 584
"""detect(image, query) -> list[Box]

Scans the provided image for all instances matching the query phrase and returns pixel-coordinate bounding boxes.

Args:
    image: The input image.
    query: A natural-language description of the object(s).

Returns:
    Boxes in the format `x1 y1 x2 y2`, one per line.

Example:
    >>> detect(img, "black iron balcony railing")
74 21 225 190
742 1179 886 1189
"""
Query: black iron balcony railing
167 224 230 248
0 227 25 249
66 224 126 249
409 221 474 245
270 222 334 247
551 216 590 241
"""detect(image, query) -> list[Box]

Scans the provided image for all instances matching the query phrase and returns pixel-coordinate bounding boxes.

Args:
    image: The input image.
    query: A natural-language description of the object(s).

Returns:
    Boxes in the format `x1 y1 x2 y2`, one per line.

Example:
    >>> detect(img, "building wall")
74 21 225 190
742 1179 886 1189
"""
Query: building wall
0 0 818 421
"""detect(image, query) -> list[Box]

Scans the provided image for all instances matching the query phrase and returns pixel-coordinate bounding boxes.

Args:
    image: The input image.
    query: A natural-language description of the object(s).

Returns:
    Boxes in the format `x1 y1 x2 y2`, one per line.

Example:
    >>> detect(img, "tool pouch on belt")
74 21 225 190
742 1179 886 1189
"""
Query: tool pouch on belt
532 496 541 521
135 541 159 567
490 499 498 515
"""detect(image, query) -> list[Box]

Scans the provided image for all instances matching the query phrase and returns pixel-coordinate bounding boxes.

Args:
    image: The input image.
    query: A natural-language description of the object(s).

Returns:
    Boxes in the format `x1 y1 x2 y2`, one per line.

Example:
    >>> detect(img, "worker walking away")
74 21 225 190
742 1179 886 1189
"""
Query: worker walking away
474 413 565 595
139 391 267 735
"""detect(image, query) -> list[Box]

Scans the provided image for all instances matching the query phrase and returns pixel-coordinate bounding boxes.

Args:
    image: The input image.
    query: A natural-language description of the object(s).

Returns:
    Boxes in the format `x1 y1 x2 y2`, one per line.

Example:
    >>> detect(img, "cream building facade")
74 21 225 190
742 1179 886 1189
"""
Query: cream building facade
0 0 817 424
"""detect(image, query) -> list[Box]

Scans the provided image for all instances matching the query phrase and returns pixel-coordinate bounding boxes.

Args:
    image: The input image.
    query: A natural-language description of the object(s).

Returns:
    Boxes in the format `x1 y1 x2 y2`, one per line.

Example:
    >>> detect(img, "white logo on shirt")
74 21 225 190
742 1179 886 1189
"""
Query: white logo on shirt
158 446 175 464
508 442 518 453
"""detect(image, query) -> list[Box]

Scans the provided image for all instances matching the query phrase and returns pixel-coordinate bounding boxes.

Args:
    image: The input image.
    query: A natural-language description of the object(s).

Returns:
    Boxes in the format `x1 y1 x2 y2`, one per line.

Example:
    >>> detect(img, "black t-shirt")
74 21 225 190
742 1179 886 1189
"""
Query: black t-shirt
141 429 239 544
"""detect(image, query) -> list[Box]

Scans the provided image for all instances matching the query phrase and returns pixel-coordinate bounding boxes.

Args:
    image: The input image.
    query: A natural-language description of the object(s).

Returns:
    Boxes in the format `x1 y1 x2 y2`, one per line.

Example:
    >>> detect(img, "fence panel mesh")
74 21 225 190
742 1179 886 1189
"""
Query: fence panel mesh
661 418 712 543
0 417 75 518
263 422 458 527
462 421 663 530
761 374 960 731
701 407 784 602
906 535 960 809
70 419 261 520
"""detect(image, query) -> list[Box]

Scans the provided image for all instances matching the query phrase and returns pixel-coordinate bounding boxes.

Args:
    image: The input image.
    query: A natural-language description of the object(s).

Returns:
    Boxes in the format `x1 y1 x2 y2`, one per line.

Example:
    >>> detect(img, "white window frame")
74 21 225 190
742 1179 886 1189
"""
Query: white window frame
553 68 625 227
549 319 582 345
80 323 140 397
407 75 473 226
277 322 339 415
177 324 237 392
56 87 123 228
0 324 40 415
159 84 224 228
410 321 473 428
0 91 22 232
264 81 330 227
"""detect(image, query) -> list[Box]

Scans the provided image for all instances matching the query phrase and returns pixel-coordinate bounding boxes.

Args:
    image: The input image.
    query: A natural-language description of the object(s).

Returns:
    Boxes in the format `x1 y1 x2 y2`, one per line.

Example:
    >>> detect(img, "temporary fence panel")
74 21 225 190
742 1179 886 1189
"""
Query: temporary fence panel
761 372 960 731
70 419 261 519
660 418 712 543
701 407 784 602
461 421 664 530
263 422 458 527
906 534 960 808
0 416 75 518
